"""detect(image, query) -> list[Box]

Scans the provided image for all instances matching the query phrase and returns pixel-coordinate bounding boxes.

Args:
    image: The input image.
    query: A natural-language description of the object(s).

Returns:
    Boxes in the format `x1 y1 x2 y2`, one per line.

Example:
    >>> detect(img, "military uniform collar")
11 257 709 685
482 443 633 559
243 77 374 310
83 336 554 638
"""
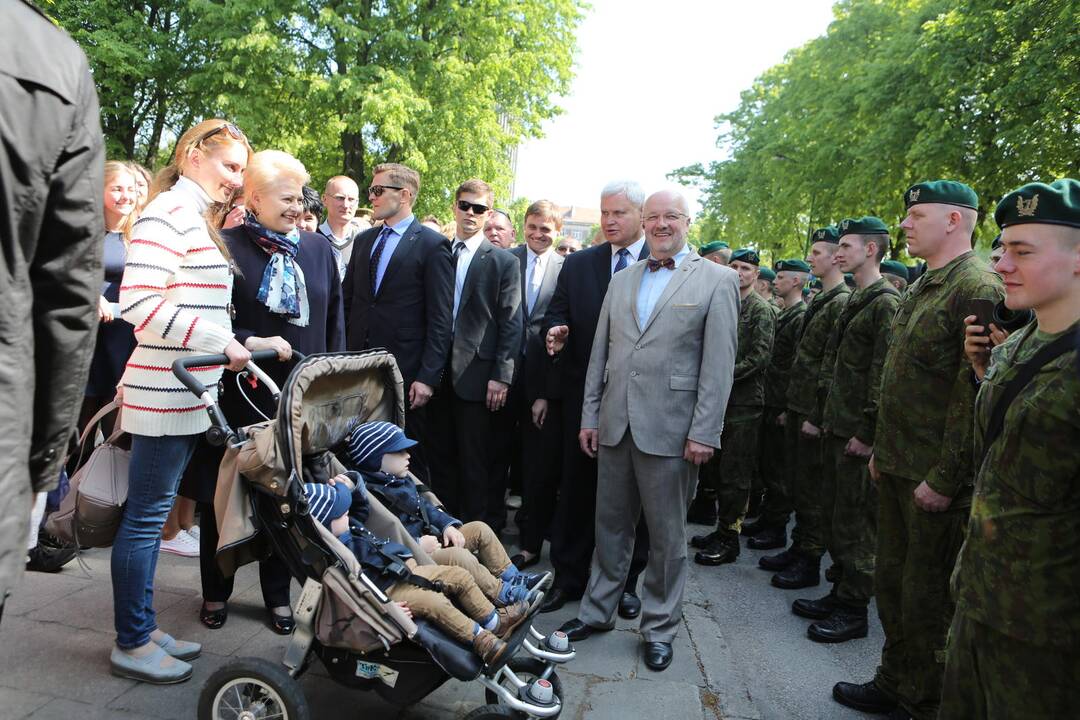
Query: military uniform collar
911 250 975 294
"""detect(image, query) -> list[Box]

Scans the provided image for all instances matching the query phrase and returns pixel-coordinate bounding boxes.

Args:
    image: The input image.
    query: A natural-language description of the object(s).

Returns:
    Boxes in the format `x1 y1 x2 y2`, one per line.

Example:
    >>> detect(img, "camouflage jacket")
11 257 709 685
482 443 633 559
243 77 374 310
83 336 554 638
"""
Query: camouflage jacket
952 321 1080 647
819 277 899 442
764 301 806 409
727 289 776 421
786 282 850 418
874 252 1004 496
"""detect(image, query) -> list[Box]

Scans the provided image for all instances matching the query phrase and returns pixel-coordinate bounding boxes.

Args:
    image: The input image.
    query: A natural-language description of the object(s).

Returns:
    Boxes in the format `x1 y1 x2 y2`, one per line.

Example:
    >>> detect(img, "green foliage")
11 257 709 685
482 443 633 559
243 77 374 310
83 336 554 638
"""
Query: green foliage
673 0 1080 262
53 0 585 217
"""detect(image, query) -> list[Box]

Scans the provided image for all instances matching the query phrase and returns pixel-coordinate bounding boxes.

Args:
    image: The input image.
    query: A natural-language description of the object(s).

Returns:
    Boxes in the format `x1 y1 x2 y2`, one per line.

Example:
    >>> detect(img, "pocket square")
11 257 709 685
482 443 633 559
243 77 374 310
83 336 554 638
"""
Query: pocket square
672 303 700 308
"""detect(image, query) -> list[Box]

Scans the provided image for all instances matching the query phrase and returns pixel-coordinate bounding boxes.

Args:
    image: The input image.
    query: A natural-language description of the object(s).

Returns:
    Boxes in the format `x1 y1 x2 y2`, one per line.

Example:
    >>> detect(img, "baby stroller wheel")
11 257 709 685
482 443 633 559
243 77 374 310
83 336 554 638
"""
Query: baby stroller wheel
484 656 563 718
198 657 309 720
464 705 519 720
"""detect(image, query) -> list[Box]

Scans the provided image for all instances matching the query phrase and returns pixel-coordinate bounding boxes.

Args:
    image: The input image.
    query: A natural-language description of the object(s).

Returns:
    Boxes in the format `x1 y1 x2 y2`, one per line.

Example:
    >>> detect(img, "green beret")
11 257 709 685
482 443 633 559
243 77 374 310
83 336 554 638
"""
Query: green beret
839 216 890 236
730 248 760 266
758 267 776 281
808 278 823 290
995 178 1080 230
699 240 729 256
810 226 840 244
991 233 1002 250
880 260 909 280
843 272 856 288
775 258 811 273
904 180 978 210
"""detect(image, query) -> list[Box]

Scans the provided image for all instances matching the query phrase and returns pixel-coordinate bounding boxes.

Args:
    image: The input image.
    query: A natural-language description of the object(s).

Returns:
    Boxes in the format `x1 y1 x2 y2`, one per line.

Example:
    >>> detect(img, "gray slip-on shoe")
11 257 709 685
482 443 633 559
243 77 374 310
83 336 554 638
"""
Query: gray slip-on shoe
110 644 192 684
153 632 202 661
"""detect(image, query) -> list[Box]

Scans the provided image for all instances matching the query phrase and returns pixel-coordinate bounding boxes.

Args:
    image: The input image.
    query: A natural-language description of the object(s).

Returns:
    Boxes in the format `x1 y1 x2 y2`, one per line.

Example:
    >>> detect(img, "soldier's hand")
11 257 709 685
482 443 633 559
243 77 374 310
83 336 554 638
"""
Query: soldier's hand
579 428 599 458
845 436 873 459
546 325 569 356
531 398 548 429
963 315 992 380
776 412 787 427
868 454 880 483
684 440 714 466
800 420 821 438
913 481 952 512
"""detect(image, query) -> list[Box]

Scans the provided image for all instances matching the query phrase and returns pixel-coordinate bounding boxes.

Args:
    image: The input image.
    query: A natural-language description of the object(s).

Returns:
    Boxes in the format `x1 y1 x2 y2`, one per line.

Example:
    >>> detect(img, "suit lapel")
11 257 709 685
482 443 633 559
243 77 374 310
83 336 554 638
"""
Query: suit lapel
376 219 420 296
638 254 702 337
533 252 563 319
460 239 492 311
353 227 377 300
593 243 612 294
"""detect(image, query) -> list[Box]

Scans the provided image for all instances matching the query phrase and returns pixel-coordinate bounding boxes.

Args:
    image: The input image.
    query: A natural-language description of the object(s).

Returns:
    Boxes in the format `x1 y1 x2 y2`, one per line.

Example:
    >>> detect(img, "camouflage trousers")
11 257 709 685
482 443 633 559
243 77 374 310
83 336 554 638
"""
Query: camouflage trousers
756 408 791 529
940 612 1080 720
821 434 876 608
873 472 967 720
784 411 828 559
701 416 760 534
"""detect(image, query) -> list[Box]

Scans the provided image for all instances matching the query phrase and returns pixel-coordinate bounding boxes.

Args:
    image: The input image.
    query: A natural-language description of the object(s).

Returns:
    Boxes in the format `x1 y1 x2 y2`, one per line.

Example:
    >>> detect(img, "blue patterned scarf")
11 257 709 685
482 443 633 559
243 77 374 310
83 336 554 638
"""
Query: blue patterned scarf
244 213 309 327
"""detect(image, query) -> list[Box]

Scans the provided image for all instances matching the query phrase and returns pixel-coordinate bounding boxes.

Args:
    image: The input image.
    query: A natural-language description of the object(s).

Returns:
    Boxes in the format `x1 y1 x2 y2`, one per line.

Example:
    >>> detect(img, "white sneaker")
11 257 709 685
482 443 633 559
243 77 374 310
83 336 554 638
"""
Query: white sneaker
186 525 200 542
160 530 200 558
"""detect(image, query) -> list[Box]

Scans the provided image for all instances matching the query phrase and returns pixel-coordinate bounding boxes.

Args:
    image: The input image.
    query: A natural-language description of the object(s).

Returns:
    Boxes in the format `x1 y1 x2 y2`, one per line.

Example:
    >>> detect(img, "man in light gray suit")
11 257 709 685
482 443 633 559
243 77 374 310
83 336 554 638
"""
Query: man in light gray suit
558 189 739 670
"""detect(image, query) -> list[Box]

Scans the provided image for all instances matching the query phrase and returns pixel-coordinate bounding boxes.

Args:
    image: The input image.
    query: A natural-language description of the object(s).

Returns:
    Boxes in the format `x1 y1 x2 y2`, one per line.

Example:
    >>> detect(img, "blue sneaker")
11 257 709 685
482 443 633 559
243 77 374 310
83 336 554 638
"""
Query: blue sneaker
496 579 530 606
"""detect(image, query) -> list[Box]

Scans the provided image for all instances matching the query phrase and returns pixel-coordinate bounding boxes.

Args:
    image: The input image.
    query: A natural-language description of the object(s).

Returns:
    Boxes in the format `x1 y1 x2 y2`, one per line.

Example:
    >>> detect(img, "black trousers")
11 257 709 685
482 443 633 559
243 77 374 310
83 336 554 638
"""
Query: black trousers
549 389 648 596
426 374 496 525
198 500 291 608
519 396 563 554
403 400 432 486
485 376 522 533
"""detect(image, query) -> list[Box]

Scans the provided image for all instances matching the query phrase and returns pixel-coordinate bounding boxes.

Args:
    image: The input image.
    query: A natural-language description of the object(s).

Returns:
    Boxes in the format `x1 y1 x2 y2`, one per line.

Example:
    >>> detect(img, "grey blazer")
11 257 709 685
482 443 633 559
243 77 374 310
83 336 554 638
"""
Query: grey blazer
581 251 740 457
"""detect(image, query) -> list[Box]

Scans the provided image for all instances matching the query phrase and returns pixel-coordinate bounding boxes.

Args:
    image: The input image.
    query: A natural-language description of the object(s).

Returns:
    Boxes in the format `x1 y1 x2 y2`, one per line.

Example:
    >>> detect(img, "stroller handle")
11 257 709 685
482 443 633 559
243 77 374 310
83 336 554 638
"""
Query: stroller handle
171 349 305 446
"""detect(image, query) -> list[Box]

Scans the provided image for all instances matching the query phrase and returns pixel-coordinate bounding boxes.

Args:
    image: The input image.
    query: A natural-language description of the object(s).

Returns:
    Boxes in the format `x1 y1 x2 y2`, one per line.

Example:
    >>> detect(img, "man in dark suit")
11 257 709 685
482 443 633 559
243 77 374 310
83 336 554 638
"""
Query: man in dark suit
342 163 454 485
508 201 566 568
539 181 651 616
426 179 523 524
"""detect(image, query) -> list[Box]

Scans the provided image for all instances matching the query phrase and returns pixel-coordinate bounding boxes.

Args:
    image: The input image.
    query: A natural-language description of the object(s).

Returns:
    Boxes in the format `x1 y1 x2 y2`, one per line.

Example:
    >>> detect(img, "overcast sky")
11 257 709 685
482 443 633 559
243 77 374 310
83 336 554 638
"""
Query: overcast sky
513 0 837 214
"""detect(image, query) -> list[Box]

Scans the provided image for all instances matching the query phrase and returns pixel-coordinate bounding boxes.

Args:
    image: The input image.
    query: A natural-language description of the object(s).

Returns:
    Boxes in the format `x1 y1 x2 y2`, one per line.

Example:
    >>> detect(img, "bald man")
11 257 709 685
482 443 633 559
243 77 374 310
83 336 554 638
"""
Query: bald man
321 175 362 280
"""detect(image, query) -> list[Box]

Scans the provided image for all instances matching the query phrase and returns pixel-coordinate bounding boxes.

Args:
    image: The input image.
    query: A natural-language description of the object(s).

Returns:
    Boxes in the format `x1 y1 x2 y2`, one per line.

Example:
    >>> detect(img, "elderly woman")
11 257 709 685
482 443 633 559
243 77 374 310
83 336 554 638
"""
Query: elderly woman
183 150 344 634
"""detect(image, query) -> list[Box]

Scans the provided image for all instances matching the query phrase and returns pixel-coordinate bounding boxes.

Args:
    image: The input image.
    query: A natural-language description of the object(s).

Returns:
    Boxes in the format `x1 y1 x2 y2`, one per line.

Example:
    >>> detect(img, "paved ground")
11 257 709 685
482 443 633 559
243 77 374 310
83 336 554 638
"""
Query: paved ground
0 518 882 720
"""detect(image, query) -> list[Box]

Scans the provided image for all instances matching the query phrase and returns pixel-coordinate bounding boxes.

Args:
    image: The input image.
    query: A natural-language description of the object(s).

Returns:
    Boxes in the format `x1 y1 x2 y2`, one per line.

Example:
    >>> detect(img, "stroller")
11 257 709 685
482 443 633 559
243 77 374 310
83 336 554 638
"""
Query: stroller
173 349 576 720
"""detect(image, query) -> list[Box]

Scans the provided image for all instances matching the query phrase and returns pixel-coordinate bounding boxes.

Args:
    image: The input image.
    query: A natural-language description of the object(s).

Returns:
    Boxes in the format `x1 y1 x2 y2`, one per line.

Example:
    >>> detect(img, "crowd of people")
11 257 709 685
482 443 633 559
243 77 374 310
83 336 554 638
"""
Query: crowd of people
4 4 1079 718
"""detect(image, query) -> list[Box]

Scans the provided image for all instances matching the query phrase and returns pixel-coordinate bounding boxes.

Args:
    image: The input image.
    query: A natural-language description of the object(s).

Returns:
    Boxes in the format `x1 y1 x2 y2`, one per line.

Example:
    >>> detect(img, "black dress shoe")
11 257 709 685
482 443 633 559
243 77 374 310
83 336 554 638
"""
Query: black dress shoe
694 534 739 566
200 603 228 630
886 708 913 720
740 517 766 537
832 680 898 714
792 593 839 620
558 618 612 642
808 608 868 643
268 610 296 635
825 564 840 583
758 548 797 571
771 557 820 589
747 527 787 550
618 591 641 619
643 641 673 671
690 529 722 549
539 587 580 614
511 552 540 570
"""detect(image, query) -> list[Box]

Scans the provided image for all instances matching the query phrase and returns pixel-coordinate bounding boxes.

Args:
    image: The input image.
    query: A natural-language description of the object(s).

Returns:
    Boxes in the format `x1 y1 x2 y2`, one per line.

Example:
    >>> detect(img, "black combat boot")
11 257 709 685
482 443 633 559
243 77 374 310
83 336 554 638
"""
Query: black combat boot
747 526 787 550
686 492 717 526
792 592 839 619
771 555 820 589
758 547 797 571
740 516 766 537
690 528 723 549
694 532 740 566
832 680 898 714
825 564 840 583
808 605 868 643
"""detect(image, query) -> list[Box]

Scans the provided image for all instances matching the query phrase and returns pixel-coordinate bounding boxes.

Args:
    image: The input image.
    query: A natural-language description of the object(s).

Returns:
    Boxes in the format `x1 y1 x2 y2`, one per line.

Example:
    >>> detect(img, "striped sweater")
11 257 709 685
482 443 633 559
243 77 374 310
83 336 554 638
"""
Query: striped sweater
119 176 235 437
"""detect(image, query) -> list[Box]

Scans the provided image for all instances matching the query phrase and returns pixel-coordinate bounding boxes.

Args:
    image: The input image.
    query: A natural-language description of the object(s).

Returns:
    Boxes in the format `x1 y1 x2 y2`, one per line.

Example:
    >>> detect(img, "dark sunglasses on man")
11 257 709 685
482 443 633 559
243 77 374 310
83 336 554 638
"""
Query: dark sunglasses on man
457 199 490 215
368 184 405 197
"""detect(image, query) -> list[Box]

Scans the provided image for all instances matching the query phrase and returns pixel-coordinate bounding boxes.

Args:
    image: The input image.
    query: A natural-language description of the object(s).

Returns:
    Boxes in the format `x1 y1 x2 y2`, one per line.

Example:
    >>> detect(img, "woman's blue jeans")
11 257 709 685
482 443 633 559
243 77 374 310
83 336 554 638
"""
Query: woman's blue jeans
111 433 198 649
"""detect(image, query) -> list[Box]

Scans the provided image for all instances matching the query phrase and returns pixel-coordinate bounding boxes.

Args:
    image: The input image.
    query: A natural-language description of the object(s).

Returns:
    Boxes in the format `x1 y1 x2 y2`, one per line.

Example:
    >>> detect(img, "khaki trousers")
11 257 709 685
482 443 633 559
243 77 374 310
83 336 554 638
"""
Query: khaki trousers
386 564 494 645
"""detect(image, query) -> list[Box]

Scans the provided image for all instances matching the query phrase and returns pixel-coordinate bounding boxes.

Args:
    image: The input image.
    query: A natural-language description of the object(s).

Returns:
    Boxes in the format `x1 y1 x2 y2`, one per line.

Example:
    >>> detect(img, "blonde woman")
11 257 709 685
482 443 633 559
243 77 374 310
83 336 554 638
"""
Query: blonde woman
128 162 153 214
110 120 252 684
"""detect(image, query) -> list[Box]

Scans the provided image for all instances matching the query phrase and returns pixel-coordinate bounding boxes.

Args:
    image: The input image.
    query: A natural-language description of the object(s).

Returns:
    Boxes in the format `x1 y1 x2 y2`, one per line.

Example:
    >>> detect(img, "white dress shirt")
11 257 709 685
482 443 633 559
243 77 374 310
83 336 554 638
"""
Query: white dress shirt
611 236 647 276
525 246 553 314
636 242 692 331
452 232 485 321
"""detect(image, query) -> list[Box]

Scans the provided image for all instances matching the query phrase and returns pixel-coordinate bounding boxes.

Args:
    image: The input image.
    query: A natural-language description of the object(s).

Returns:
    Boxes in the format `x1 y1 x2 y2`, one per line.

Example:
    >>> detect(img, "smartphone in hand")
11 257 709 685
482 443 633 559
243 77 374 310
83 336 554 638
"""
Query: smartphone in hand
967 298 996 335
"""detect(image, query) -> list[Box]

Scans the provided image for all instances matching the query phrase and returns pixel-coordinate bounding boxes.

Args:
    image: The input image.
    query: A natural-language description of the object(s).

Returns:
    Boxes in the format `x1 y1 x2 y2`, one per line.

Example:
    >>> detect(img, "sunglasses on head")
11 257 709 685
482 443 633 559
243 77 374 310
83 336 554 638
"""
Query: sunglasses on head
197 122 246 146
457 199 490 215
368 184 404 197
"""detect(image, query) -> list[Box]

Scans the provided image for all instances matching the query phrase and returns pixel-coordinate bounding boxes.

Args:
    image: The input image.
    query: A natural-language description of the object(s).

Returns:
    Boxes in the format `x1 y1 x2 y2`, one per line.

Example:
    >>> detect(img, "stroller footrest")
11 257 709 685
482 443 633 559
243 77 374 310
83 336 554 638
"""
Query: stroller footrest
411 620 484 681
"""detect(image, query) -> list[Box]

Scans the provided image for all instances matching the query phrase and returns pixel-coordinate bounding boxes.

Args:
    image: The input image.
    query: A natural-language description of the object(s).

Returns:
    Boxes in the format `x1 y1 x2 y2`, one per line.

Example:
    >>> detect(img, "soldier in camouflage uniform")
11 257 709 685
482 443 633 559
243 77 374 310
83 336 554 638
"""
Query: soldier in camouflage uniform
746 259 810 550
693 248 776 566
939 179 1080 719
793 217 899 644
832 182 1003 718
761 228 850 590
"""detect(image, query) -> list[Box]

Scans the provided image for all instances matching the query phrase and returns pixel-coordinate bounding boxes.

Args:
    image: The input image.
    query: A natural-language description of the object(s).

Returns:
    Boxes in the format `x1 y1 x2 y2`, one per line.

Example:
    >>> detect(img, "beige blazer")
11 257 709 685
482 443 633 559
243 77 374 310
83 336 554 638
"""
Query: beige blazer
581 251 739 457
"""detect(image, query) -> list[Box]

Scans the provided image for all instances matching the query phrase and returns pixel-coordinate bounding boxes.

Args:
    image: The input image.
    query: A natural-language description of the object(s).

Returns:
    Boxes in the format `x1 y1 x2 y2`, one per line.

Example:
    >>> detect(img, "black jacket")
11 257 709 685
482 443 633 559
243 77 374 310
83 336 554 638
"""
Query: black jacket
510 245 565 403
361 470 460 539
343 485 415 592
342 219 454 389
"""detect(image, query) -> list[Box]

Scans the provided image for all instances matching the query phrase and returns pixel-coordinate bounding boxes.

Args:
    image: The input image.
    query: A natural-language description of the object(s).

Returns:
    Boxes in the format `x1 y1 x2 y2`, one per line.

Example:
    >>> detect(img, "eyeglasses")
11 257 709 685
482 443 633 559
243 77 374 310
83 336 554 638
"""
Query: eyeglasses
196 122 246 146
457 200 490 215
643 212 689 225
331 193 359 204
368 185 404 197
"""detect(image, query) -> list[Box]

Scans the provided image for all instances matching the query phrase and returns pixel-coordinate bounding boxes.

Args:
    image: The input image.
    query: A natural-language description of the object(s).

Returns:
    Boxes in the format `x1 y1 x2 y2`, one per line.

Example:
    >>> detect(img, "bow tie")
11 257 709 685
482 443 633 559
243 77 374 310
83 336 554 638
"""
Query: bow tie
646 257 675 272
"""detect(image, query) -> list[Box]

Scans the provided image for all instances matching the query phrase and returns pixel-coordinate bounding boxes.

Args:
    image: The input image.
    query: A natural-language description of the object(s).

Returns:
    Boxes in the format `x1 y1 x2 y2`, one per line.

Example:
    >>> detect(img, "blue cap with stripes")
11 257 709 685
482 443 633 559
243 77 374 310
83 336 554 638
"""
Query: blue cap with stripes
343 420 418 472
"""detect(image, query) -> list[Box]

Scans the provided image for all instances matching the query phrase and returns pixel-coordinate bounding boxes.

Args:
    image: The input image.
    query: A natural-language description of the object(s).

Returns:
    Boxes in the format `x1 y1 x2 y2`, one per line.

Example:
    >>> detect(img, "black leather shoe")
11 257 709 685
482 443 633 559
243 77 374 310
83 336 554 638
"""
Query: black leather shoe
792 593 839 620
643 641 673 671
832 680 897 714
200 603 228 630
694 534 739 566
740 517 766 537
808 608 868 643
886 708 913 720
558 618 612 642
758 548 797 571
771 557 820 589
511 552 540 570
747 527 787 550
268 610 296 635
618 591 641 619
825 564 840 583
685 494 717 525
690 529 722 549
539 587 580 614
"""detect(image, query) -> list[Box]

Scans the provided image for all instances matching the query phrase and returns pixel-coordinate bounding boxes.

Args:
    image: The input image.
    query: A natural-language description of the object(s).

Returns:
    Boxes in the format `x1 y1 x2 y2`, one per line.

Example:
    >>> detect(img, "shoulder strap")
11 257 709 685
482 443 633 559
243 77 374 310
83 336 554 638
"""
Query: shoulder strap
365 480 436 535
834 287 897 345
981 327 1077 464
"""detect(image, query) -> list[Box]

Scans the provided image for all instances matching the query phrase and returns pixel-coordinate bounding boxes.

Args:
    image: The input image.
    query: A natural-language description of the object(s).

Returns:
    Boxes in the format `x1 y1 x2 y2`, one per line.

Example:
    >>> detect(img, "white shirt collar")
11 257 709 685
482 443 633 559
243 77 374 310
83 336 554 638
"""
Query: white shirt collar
455 231 484 252
527 246 552 263
614 236 646 259
174 175 212 213
648 242 692 267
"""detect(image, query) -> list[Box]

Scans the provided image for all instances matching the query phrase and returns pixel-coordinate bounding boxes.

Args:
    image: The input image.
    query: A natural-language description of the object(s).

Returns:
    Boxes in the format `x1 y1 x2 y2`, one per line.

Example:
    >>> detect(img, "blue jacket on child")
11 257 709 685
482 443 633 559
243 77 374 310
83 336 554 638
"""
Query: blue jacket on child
361 470 461 540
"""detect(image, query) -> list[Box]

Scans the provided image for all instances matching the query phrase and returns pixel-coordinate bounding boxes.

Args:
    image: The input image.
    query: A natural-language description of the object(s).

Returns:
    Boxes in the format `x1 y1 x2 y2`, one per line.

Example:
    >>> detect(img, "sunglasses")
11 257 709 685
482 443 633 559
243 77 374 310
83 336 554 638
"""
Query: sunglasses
457 199 490 215
368 184 404 197
196 122 246 146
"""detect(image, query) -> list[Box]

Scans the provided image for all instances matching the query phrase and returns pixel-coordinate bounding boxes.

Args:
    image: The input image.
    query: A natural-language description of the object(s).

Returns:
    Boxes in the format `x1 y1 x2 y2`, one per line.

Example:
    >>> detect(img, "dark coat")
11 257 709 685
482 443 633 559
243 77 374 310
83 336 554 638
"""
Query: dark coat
510 246 565 403
361 470 460 539
341 219 454 389
345 484 414 592
449 239 523 401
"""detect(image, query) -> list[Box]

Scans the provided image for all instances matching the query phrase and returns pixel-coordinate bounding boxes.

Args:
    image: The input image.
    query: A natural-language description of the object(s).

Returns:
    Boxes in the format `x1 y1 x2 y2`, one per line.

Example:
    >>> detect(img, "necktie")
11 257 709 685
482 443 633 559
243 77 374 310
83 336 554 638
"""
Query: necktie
369 226 392 294
453 240 466 263
526 254 542 313
613 247 631 274
647 257 675 272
